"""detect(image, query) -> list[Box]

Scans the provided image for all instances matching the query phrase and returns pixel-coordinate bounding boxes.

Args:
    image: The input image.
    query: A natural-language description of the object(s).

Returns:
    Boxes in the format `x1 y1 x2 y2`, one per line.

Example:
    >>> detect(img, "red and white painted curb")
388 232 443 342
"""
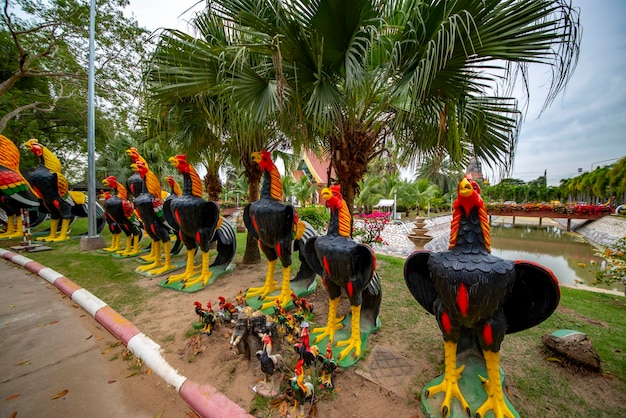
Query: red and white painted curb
0 248 251 418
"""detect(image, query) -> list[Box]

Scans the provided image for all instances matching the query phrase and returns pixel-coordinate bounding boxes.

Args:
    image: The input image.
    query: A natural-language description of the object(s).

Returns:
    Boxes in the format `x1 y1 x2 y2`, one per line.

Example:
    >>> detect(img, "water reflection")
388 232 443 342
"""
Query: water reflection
490 225 620 292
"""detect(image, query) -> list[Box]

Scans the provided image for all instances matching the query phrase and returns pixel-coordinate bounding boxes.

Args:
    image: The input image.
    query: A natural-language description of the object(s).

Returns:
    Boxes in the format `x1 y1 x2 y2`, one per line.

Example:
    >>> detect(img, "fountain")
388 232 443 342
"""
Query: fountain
407 216 432 249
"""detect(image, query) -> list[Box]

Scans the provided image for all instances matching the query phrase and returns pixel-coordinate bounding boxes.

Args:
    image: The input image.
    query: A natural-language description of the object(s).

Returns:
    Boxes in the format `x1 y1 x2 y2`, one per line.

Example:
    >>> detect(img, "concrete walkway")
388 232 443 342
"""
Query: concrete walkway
0 249 251 418
0 259 159 417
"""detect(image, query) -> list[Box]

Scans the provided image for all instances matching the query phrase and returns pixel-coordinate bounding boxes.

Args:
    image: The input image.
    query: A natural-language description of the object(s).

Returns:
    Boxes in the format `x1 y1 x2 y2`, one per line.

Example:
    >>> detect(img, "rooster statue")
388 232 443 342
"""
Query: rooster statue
99 190 122 252
130 160 175 276
162 154 236 291
243 150 317 311
22 139 104 242
101 176 143 257
404 176 560 418
303 184 382 366
0 135 39 239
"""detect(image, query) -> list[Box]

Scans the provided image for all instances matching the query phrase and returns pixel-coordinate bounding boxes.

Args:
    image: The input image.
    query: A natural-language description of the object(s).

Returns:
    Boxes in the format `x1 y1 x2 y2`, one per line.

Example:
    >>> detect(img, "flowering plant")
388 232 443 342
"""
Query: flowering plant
485 203 611 215
353 211 390 245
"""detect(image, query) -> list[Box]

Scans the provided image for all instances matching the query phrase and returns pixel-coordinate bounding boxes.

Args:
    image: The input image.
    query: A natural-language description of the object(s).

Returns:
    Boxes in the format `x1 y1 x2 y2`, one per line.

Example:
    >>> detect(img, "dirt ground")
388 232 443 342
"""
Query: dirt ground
111 263 420 418
88 256 626 418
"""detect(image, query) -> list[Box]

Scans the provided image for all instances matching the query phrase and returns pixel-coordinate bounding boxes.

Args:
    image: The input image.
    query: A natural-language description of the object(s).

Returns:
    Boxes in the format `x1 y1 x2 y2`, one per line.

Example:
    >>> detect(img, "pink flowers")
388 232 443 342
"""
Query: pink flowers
353 211 390 245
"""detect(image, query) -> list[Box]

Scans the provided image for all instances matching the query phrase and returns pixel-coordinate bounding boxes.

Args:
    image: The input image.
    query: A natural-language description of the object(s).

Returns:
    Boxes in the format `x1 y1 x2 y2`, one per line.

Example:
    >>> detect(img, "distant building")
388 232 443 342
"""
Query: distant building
466 157 485 183
292 149 336 205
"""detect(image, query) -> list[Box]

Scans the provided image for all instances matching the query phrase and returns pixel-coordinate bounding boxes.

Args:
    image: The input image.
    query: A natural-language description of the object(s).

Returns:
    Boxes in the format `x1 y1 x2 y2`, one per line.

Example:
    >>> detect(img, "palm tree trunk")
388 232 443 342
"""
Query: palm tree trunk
242 169 261 264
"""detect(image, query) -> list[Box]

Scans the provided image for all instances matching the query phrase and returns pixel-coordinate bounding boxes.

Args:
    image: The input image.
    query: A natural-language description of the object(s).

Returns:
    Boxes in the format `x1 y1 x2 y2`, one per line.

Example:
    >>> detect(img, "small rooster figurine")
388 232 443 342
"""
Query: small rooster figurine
165 154 236 290
22 138 104 241
130 160 174 275
101 176 143 256
0 135 39 239
303 184 382 363
404 176 560 418
243 150 317 311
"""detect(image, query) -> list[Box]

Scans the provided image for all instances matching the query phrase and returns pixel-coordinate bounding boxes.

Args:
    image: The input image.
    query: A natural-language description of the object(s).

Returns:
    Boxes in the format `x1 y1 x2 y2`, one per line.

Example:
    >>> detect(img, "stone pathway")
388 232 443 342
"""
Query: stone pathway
355 346 420 399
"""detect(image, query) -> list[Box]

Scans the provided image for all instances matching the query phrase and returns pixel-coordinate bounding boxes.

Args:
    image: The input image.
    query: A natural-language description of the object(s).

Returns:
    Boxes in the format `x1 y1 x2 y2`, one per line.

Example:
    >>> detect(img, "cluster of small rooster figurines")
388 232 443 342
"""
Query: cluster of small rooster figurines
190 290 336 417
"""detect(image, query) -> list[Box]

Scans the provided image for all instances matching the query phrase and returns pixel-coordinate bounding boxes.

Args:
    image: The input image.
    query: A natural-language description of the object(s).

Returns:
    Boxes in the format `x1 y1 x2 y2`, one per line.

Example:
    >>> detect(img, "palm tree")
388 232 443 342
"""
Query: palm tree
206 0 580 215
354 175 385 215
145 13 286 263
293 176 318 207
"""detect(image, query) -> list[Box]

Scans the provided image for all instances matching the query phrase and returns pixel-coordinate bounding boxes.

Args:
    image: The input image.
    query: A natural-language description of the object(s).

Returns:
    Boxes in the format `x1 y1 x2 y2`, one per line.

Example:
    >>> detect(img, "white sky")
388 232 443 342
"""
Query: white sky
126 0 626 186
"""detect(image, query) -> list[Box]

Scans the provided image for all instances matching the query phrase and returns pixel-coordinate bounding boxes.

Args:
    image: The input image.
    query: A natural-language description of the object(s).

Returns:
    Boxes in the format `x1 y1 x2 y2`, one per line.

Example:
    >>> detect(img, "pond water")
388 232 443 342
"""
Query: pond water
489 224 623 294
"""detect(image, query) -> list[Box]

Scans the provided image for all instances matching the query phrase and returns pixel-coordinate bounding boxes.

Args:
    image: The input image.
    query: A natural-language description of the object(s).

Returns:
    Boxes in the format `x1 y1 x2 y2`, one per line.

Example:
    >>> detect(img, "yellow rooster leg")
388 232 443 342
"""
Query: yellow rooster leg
136 240 162 272
148 240 172 276
259 266 293 310
116 236 133 256
139 240 157 263
336 305 363 360
0 215 17 237
166 249 196 284
0 215 24 239
127 235 142 257
425 340 470 417
246 259 279 298
313 297 344 344
38 218 59 241
49 218 71 242
475 351 516 418
103 233 121 252
183 251 213 289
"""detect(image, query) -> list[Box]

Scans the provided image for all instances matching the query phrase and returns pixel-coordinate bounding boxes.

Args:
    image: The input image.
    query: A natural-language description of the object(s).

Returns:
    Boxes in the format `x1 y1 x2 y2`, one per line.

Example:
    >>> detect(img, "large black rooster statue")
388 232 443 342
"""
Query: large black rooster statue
243 150 317 311
0 134 39 239
162 154 236 291
22 139 104 242
304 185 382 366
404 176 560 418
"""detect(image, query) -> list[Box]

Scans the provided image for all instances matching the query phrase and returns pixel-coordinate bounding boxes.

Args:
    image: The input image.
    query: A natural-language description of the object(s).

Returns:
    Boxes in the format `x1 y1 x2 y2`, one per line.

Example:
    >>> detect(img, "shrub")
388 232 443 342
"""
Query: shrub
297 205 330 233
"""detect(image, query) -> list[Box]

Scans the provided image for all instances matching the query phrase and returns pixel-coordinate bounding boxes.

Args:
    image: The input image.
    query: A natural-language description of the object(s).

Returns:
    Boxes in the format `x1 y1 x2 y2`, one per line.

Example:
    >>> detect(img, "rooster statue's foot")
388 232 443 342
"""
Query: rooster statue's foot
0 232 25 240
165 271 193 284
259 290 292 311
246 281 279 299
336 334 362 360
474 376 516 418
48 236 70 242
182 272 213 289
425 363 470 417
136 261 162 273
312 320 344 345
148 264 174 277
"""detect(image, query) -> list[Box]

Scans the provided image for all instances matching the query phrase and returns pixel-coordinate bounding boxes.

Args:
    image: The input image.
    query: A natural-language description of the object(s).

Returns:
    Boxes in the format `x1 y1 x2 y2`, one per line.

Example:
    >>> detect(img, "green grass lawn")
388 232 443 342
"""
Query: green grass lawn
3 217 625 417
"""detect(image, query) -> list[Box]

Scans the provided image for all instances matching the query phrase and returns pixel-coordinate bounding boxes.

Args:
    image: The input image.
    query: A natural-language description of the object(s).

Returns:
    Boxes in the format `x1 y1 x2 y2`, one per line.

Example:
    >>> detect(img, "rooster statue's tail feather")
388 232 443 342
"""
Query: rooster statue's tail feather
210 217 237 268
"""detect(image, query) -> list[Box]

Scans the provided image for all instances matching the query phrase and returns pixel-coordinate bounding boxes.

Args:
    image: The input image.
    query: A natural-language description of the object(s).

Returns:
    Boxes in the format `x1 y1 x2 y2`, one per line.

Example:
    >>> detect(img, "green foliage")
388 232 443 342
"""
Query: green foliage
1 0 152 177
296 205 330 233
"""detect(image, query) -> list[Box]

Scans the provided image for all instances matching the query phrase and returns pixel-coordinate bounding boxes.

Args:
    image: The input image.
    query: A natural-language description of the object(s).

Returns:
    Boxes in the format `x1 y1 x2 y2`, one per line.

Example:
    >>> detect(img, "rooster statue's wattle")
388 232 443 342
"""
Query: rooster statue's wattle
404 177 560 418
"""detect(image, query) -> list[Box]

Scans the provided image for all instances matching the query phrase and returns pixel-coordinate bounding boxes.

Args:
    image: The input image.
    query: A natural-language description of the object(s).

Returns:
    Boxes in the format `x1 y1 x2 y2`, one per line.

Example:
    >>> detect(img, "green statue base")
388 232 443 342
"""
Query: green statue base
245 278 317 314
421 352 519 418
310 314 381 368
158 263 235 292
